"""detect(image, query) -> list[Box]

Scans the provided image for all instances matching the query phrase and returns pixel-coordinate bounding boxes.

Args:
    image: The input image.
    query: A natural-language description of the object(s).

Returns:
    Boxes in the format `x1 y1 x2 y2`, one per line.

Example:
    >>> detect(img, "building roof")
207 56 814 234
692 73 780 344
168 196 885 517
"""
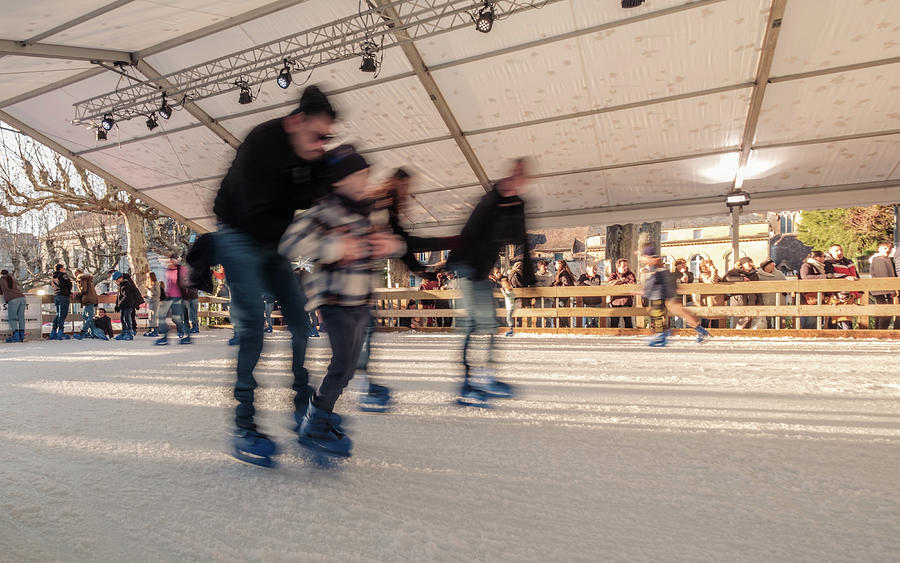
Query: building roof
47 212 122 236
1 1 898 235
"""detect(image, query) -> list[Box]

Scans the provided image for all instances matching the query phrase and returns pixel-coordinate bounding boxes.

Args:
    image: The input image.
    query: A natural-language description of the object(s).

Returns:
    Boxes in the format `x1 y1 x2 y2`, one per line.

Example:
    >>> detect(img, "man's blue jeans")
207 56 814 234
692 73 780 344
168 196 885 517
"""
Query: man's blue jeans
216 226 311 431
81 304 97 335
6 296 26 332
458 266 497 378
53 295 70 331
159 298 187 336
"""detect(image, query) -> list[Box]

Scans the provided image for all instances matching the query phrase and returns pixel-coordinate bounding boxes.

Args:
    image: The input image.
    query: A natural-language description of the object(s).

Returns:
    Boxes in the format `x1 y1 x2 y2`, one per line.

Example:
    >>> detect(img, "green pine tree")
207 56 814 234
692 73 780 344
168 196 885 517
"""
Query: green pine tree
797 205 895 260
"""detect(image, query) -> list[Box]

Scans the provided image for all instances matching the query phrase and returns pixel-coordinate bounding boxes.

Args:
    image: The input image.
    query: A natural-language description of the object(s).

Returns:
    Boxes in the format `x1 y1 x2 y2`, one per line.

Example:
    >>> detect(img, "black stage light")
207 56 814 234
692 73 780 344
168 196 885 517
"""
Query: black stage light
475 2 495 33
235 80 253 104
621 0 645 7
96 127 107 141
101 113 114 131
276 60 292 89
146 114 158 131
158 94 173 119
360 53 377 73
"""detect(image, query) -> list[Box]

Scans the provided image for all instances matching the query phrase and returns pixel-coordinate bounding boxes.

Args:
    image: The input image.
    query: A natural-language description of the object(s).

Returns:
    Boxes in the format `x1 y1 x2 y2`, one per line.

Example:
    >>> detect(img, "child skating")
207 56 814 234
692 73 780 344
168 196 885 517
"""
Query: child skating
641 247 709 347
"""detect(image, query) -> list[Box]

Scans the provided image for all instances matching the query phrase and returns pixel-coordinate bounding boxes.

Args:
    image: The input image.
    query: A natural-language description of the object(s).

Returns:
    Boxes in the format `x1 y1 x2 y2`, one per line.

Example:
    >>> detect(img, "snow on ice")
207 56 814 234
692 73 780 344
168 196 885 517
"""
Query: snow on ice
1 332 898 561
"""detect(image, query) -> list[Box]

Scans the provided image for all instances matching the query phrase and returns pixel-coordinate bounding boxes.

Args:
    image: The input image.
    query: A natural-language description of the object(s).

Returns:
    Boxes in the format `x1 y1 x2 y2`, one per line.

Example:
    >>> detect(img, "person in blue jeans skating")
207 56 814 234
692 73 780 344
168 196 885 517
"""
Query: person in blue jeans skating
49 264 73 340
447 158 535 405
212 85 338 467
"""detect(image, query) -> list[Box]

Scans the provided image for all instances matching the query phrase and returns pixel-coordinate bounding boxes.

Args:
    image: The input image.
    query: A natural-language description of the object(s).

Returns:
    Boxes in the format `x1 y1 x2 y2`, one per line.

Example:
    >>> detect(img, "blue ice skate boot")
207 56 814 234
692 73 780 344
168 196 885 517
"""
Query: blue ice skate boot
695 325 710 343
457 380 492 408
122 332 133 341
298 401 352 458
228 334 240 346
471 367 515 399
114 331 127 340
647 330 669 347
179 335 192 345
5 331 21 343
60 331 71 340
190 327 200 334
48 328 58 340
154 335 169 346
359 383 392 413
72 332 85 340
143 328 159 337
231 428 279 468
504 329 514 337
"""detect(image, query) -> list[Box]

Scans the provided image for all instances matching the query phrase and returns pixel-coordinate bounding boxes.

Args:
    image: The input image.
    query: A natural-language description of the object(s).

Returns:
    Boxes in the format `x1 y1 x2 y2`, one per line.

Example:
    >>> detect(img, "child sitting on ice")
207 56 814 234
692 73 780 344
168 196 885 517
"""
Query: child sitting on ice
278 145 405 457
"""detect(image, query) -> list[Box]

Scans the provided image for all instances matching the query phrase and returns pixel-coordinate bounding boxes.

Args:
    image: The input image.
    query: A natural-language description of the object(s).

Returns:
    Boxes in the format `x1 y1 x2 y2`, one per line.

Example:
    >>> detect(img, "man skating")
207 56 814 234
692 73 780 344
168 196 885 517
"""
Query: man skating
447 158 535 405
641 247 709 347
213 85 337 467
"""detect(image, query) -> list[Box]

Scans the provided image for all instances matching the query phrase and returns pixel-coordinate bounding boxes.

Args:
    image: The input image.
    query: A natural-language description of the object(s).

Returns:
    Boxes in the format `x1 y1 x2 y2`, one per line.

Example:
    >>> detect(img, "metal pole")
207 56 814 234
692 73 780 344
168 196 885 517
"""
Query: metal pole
894 204 899 251
731 206 741 269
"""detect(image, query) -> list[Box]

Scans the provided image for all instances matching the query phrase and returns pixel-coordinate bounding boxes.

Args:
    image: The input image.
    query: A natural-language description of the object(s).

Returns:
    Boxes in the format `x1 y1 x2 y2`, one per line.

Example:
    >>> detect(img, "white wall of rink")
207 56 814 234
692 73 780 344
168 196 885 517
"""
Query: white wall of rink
1 332 898 561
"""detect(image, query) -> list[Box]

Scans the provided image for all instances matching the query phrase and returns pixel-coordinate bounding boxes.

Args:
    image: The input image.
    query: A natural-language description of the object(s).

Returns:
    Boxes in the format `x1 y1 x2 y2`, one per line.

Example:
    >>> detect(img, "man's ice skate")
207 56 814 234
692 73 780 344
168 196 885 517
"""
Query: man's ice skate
231 428 279 468
154 335 169 346
647 330 669 347
358 383 392 413
470 367 515 398
297 401 352 458
456 381 492 407
695 325 710 343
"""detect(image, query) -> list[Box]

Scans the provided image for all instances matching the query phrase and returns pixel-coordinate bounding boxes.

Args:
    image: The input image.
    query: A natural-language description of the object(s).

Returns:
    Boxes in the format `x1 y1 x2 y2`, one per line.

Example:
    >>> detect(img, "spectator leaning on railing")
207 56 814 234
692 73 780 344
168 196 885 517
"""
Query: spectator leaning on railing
534 260 554 328
697 259 725 329
607 258 636 329
799 251 829 329
756 258 787 329
577 263 604 328
869 241 898 330
552 259 576 328
723 257 759 329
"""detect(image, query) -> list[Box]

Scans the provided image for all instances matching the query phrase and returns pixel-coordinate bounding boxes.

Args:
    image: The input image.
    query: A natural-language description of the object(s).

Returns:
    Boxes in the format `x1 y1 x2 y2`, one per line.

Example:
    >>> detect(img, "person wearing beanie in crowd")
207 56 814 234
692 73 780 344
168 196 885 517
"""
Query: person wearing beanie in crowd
72 270 99 340
641 246 709 347
279 144 405 458
448 157 536 405
1 269 26 343
213 85 340 467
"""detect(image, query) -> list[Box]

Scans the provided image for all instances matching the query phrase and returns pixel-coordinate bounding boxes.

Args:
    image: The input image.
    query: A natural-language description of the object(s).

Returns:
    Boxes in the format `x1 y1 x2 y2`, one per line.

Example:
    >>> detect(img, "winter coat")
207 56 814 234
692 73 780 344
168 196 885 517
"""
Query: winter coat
671 270 694 285
75 274 99 306
94 315 114 339
146 282 161 304
577 273 604 306
755 268 786 306
115 276 144 311
508 268 525 289
698 272 727 307
607 270 636 307
52 271 73 297
723 267 759 307
869 255 898 297
826 256 858 279
552 269 575 287
0 273 25 301
643 268 676 301
799 260 829 305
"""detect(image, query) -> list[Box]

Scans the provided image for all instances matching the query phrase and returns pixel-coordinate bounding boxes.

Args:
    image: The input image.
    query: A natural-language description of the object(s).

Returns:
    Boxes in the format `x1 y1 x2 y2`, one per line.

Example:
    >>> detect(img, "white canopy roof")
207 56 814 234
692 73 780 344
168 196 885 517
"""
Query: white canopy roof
1 0 898 235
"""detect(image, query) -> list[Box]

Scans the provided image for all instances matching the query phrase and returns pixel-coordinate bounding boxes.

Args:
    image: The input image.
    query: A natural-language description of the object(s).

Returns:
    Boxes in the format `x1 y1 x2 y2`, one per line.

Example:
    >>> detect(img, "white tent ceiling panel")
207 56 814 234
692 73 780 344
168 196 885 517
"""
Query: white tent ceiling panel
603 153 735 206
433 38 589 131
579 0 768 108
233 0 354 46
0 57 95 102
192 217 217 231
412 185 484 223
594 88 751 165
468 116 600 177
399 196 434 225
368 139 477 190
524 171 609 214
744 134 900 192
42 1 277 52
770 0 900 76
140 184 215 220
414 1 577 67
84 127 235 188
143 26 257 72
755 64 900 145
330 76 450 150
0 0 111 39
218 108 294 143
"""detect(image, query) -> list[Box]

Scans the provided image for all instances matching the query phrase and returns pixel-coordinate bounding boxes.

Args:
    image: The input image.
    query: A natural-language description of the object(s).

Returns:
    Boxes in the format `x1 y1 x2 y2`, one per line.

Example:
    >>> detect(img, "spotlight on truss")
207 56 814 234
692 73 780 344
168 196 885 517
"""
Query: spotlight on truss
276 59 292 89
100 113 114 131
146 114 159 131
621 0 645 7
158 94 173 119
359 41 378 73
96 127 107 141
235 79 253 104
475 2 495 33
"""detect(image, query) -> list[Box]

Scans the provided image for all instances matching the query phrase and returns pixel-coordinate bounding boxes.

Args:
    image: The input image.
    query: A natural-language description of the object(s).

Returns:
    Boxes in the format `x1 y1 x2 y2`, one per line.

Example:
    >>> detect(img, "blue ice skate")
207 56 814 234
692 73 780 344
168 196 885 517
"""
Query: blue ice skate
143 328 159 337
179 335 193 345
154 336 169 346
358 383 392 413
695 325 710 343
228 334 240 346
456 381 493 408
647 330 669 347
297 401 352 458
470 367 515 399
231 428 279 468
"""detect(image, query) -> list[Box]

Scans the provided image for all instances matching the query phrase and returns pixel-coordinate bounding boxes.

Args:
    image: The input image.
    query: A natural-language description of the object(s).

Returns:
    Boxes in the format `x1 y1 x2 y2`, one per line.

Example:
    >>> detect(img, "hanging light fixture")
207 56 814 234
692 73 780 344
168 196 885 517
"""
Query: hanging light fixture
276 59 292 89
235 79 253 104
96 127 107 141
475 2 495 33
146 114 159 131
621 0 645 7
158 94 173 120
100 113 115 131
359 41 378 73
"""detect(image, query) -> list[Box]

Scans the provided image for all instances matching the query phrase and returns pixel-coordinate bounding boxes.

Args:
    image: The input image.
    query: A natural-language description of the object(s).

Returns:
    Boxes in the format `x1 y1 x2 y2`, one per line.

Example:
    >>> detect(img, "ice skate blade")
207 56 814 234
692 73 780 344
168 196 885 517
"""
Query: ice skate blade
358 404 391 413
456 398 493 408
231 448 277 468
297 437 352 459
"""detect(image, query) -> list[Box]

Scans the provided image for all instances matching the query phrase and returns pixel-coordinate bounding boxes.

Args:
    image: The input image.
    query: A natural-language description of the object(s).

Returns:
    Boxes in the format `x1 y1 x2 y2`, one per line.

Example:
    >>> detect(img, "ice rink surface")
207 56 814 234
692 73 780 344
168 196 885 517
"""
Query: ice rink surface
1 331 898 562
